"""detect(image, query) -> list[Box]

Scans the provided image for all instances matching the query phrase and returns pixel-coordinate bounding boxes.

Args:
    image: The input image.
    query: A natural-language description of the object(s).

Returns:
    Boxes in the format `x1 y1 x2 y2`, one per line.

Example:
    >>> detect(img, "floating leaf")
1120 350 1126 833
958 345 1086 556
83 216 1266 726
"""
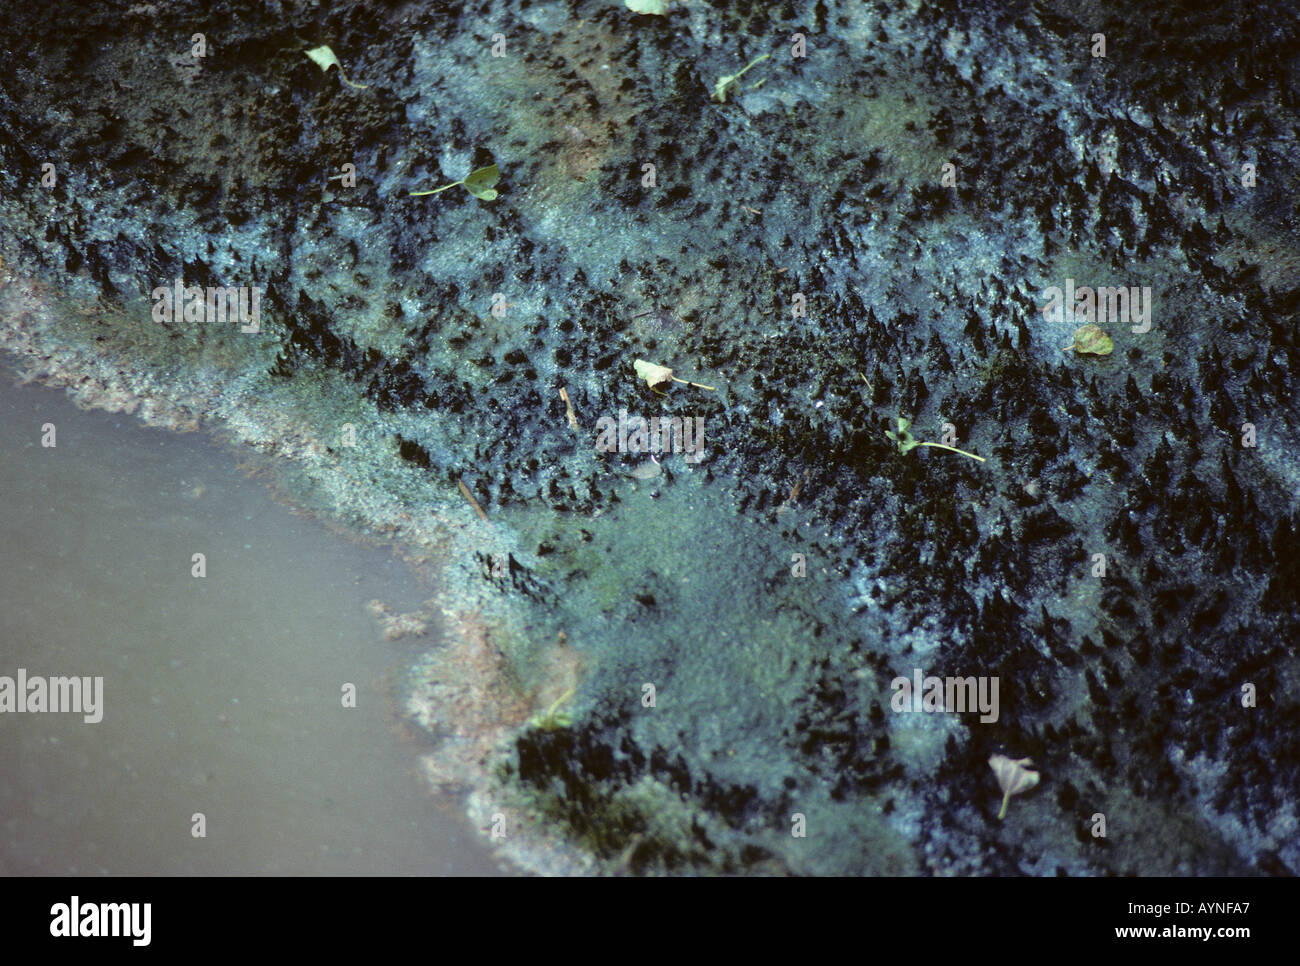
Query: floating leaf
885 416 985 462
411 161 501 200
885 417 920 455
634 358 675 389
632 358 716 392
1064 323 1114 356
305 45 340 72
304 45 368 89
989 754 1040 820
712 53 771 103
624 0 669 13
462 164 500 201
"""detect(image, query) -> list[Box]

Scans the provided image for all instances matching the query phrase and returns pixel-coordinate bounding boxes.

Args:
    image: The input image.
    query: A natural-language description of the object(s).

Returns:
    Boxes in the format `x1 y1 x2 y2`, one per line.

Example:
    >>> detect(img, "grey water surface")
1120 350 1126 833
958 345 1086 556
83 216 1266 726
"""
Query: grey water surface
0 368 504 875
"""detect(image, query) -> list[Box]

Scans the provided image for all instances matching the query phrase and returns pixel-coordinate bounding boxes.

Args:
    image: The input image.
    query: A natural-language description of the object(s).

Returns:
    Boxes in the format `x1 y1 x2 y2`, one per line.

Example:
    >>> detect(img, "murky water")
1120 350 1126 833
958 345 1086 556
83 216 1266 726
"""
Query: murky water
0 368 506 875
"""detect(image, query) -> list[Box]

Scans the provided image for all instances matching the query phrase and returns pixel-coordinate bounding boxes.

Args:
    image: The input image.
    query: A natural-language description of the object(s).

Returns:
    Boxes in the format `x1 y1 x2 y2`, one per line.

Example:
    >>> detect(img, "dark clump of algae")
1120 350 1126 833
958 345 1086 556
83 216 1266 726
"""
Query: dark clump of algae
478 462 916 876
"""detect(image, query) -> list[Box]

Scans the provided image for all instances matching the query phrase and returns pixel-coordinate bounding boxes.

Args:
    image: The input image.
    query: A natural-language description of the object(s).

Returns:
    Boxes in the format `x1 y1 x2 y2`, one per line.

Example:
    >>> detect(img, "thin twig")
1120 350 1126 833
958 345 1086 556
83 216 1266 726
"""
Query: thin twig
778 468 811 512
457 477 489 521
559 386 578 430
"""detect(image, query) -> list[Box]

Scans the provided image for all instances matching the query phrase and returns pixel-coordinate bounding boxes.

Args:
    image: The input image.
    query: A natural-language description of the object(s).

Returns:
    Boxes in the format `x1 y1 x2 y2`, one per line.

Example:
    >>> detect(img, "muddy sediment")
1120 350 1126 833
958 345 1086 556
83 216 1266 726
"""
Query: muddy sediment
0 362 506 875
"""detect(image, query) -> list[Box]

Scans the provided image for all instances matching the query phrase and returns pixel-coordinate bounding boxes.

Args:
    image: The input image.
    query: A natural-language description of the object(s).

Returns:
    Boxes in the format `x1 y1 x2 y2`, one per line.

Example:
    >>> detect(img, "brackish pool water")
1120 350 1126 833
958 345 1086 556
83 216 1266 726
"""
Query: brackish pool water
0 367 505 875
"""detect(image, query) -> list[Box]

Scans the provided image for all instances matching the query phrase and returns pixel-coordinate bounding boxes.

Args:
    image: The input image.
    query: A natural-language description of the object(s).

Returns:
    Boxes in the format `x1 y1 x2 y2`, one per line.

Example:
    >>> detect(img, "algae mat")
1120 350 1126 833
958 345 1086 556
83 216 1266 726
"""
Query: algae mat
1 0 1297 875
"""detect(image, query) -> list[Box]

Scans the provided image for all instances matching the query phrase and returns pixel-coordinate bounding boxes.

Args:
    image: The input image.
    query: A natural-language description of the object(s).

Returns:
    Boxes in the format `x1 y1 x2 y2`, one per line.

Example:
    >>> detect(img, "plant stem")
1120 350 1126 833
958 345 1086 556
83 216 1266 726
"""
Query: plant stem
918 441 986 462
547 687 575 718
410 181 462 197
671 376 716 391
734 53 771 80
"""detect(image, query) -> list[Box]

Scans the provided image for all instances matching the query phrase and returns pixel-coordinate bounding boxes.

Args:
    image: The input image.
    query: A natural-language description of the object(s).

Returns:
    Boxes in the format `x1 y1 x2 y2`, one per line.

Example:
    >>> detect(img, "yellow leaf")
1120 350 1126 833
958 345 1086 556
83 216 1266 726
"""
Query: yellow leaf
305 45 340 72
633 358 675 389
1065 323 1114 356
304 45 368 89
633 358 716 391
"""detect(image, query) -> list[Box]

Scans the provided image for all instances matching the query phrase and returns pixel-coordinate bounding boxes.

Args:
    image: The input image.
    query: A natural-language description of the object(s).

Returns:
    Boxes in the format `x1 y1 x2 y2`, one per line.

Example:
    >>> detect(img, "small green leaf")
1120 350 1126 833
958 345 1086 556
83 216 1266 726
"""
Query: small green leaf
305 45 340 73
411 161 501 200
1066 323 1114 356
885 417 920 455
462 164 500 201
304 44 368 89
624 0 669 13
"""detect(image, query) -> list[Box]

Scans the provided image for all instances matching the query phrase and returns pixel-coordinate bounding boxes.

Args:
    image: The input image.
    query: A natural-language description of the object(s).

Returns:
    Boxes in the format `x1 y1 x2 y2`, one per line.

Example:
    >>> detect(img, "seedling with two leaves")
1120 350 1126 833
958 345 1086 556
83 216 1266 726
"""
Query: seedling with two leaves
528 687 575 731
885 417 985 463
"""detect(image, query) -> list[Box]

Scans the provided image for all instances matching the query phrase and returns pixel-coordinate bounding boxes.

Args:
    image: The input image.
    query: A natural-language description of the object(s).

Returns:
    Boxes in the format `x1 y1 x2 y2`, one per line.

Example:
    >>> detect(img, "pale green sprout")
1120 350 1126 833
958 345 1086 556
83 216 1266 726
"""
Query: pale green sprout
304 45 368 89
712 53 771 103
528 687 575 731
410 163 500 201
886 417 985 463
